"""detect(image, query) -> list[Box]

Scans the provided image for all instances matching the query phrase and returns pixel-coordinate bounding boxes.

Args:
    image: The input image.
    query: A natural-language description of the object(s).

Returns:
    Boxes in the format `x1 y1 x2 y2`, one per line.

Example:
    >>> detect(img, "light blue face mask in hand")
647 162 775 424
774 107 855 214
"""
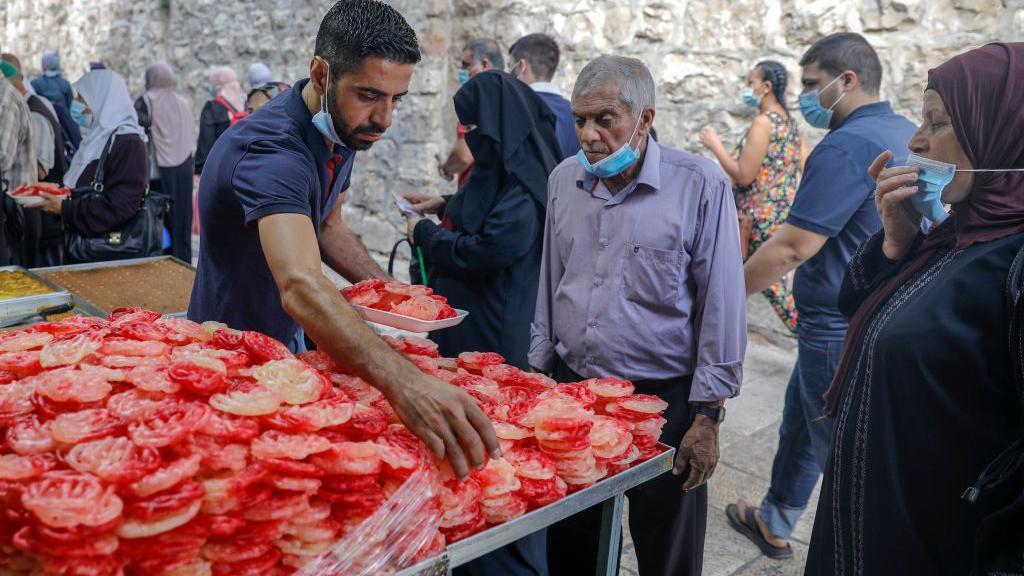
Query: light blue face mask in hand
905 152 1024 224
576 114 644 179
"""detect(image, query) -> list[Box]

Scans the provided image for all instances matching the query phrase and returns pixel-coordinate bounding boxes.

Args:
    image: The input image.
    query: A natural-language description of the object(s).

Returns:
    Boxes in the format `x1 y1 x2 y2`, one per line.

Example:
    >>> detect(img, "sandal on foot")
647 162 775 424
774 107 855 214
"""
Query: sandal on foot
725 503 794 560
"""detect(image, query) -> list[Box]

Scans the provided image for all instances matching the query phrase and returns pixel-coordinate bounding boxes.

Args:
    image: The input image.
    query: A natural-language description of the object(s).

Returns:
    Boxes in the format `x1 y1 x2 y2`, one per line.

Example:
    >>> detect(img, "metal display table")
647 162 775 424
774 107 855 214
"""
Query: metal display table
396 444 675 576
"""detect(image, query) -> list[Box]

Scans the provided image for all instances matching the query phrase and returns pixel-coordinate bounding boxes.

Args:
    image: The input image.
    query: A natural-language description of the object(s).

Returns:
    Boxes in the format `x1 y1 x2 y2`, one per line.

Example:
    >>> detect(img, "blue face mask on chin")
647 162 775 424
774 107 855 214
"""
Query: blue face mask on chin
799 75 846 129
576 114 644 179
741 87 761 108
311 62 344 147
457 69 470 85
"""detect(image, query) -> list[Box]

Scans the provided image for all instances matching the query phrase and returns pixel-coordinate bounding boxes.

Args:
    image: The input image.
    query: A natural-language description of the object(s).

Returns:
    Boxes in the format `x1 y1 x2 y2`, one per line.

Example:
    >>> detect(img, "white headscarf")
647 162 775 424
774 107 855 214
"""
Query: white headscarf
248 62 273 88
63 70 146 187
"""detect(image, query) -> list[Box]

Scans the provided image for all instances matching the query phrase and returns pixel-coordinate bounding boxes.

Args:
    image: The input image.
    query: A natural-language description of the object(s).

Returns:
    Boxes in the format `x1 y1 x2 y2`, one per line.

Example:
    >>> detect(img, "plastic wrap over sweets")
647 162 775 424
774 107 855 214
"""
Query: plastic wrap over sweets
297 467 444 575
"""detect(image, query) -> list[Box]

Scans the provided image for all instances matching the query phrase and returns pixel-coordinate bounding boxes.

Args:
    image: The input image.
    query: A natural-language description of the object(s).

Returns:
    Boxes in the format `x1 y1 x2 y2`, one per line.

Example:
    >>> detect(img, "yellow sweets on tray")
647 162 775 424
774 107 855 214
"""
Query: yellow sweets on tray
0 271 53 300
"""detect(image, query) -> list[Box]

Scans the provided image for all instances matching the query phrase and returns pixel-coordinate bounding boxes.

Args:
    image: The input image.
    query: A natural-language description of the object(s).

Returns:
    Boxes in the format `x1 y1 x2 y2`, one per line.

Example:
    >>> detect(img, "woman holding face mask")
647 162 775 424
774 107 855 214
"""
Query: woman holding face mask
805 42 1024 576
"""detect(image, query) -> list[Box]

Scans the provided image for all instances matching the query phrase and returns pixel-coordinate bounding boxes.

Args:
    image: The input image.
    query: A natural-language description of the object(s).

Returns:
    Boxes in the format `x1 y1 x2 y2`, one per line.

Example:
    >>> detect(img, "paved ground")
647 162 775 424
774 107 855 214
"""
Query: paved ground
619 297 814 576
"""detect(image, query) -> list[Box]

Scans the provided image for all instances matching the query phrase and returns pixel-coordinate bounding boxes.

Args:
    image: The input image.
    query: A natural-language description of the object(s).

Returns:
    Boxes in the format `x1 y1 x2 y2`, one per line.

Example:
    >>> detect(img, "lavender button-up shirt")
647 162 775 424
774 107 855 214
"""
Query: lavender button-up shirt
529 136 747 402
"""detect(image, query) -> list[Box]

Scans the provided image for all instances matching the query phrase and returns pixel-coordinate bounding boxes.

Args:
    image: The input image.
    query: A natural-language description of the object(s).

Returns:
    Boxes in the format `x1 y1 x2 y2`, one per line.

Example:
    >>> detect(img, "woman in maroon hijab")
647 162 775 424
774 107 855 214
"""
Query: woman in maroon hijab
805 42 1024 576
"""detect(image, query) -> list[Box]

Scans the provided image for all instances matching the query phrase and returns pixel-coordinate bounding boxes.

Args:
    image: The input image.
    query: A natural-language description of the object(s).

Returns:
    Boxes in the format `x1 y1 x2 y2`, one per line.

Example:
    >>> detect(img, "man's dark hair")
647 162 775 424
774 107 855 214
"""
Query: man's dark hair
509 33 560 81
315 0 421 81
799 32 882 95
463 38 504 71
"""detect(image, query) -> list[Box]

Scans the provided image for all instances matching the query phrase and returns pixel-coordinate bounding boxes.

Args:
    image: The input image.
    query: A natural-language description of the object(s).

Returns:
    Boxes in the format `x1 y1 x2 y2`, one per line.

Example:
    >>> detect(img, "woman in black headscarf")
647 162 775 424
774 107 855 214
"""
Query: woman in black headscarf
405 69 560 370
403 68 560 576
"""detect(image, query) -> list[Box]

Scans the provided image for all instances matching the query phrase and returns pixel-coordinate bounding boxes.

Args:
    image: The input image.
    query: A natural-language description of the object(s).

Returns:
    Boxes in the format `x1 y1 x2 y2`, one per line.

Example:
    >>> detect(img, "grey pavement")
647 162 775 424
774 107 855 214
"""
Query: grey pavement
620 297 813 576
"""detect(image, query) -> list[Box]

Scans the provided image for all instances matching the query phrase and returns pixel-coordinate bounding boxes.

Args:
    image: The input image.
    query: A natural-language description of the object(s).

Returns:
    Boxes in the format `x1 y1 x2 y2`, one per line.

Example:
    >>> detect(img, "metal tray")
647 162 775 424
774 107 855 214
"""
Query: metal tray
395 443 675 576
33 256 194 319
0 266 72 320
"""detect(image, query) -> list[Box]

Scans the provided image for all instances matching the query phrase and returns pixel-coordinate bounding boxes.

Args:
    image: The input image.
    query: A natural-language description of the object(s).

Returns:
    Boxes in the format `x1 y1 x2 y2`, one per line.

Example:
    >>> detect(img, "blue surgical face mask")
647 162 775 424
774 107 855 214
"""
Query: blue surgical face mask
906 153 954 224
457 69 470 85
576 114 644 179
311 61 344 146
70 100 91 128
799 75 846 129
741 87 761 108
905 153 1024 224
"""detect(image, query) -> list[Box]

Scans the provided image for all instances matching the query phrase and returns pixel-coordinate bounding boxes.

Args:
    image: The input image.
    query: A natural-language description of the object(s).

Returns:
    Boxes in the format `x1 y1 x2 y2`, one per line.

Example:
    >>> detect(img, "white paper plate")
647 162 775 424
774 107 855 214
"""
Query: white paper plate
12 196 44 208
351 304 468 333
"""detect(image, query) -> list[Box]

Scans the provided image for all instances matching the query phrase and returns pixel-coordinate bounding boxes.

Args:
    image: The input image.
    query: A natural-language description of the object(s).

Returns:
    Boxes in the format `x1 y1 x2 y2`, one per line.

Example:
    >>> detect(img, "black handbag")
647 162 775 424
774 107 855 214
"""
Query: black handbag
64 132 170 263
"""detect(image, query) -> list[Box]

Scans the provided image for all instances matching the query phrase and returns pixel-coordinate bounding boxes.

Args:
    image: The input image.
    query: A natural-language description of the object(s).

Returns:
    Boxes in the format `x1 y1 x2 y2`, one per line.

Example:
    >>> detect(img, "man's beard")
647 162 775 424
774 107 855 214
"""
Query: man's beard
327 96 385 151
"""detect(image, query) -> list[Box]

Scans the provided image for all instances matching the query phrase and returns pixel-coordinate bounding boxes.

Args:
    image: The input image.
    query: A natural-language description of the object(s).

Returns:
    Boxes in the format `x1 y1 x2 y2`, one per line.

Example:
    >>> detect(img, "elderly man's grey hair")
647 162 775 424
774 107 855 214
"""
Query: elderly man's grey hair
463 37 505 71
572 55 655 117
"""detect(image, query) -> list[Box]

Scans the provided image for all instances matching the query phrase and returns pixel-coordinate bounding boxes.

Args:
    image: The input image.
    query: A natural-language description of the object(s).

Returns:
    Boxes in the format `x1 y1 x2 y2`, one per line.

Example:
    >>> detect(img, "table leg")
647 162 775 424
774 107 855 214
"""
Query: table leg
595 493 625 576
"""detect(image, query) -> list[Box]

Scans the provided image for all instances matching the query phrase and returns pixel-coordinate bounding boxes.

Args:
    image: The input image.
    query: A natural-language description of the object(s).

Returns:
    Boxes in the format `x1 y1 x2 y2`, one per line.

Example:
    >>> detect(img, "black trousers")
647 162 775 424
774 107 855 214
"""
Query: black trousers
452 530 548 576
547 358 707 576
17 209 61 268
158 155 194 264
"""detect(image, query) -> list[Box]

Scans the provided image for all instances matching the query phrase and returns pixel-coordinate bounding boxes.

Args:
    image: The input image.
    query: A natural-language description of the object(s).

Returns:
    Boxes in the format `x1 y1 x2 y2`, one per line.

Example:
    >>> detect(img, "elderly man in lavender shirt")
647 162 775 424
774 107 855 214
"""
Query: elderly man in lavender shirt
530 55 747 576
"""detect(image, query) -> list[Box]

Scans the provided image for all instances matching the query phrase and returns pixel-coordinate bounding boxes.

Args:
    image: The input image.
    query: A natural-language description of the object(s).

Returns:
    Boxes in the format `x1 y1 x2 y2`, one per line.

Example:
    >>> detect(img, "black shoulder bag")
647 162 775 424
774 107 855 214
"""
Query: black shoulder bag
64 133 170 263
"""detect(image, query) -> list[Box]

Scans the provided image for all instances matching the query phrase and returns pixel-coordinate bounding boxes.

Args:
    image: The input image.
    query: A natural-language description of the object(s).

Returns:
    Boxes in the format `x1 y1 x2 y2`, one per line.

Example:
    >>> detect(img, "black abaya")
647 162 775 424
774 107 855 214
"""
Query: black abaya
806 231 1024 576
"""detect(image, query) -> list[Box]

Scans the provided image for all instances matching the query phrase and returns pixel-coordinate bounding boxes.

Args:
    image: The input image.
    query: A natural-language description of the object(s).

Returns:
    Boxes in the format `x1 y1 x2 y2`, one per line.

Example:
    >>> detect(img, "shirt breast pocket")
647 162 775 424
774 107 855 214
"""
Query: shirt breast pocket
622 243 684 309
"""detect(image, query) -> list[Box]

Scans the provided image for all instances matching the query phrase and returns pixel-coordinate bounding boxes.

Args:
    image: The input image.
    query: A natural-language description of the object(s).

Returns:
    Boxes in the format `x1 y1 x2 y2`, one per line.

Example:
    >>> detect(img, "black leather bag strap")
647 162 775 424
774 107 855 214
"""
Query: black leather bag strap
963 243 1024 503
90 132 118 193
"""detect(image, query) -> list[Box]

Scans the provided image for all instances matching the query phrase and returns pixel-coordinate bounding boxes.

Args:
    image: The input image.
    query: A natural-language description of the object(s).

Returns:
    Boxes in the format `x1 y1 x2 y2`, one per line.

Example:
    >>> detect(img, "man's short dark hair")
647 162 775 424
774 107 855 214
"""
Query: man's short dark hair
799 32 882 95
509 33 560 81
463 38 504 71
315 0 421 81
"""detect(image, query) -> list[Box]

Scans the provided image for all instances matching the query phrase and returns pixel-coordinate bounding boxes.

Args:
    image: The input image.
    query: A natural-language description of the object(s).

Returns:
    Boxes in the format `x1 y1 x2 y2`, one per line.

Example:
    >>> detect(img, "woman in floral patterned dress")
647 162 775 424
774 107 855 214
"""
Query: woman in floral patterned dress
700 60 806 331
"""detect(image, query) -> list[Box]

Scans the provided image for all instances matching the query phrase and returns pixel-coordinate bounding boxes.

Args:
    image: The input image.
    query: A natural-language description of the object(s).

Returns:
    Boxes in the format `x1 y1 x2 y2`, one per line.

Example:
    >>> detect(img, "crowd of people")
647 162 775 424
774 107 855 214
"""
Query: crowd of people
2 1 1023 575
0 51 289 266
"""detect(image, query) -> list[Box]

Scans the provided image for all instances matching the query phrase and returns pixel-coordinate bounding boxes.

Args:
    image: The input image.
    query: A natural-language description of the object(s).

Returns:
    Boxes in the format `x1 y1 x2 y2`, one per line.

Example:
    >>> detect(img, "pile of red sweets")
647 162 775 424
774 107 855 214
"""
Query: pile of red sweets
341 280 457 321
0 309 666 576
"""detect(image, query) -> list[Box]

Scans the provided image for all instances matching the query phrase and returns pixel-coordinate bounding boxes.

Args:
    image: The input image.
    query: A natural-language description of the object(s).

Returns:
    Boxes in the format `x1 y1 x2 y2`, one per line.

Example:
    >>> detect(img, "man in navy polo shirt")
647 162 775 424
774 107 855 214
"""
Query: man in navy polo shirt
188 0 499 478
508 33 580 159
729 33 917 558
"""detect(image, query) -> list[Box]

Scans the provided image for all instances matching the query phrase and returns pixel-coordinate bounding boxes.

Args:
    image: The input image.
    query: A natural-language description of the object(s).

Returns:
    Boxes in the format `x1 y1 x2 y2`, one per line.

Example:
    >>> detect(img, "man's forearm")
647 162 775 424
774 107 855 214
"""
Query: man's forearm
744 239 803 296
321 221 388 283
280 271 415 394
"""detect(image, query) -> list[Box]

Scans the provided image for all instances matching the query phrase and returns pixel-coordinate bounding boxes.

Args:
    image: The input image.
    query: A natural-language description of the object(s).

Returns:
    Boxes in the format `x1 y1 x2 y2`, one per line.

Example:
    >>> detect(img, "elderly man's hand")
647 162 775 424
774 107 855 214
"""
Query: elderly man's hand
673 413 720 490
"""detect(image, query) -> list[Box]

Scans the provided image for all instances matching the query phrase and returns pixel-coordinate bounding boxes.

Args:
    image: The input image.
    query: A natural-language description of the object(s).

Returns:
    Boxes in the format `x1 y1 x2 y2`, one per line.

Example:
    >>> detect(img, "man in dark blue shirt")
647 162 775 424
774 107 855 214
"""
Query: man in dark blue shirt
187 0 498 479
732 33 917 558
508 33 580 160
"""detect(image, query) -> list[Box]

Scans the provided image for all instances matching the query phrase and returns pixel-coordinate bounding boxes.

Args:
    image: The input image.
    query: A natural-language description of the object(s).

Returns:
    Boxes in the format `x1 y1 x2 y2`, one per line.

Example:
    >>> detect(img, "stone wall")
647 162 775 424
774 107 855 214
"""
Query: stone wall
2 0 1022 269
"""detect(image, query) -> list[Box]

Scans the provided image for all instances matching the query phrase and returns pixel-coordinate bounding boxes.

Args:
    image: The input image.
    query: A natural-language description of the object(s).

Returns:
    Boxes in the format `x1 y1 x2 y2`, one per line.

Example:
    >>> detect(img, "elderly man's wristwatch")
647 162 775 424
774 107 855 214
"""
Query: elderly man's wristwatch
694 405 726 423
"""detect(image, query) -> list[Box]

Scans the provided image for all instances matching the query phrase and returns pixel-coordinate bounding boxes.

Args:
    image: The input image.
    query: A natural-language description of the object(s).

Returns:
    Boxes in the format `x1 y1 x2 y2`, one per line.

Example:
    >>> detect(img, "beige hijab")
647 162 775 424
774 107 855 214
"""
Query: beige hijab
144 62 197 168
